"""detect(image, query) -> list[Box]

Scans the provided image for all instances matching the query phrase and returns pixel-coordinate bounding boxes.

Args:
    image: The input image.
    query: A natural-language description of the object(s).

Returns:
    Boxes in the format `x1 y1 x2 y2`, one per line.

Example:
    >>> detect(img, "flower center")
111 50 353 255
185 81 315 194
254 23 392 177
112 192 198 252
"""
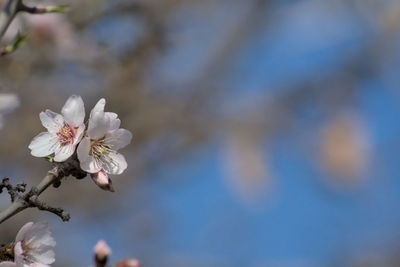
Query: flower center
57 125 75 146
90 139 111 158
20 241 35 263
89 138 119 170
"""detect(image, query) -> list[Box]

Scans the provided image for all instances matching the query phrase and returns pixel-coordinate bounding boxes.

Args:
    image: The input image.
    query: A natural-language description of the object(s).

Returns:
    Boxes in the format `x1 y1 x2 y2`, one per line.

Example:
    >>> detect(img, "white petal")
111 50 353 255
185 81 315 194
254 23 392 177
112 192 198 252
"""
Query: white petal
0 262 16 267
39 110 63 133
80 156 102 173
30 235 56 248
105 112 120 131
24 222 54 246
30 249 55 264
15 222 34 242
24 262 49 267
88 111 110 140
73 124 85 145
77 137 90 163
90 98 105 117
54 144 75 162
61 95 85 127
14 242 24 263
105 129 132 150
102 152 127 175
29 133 58 157
78 138 102 173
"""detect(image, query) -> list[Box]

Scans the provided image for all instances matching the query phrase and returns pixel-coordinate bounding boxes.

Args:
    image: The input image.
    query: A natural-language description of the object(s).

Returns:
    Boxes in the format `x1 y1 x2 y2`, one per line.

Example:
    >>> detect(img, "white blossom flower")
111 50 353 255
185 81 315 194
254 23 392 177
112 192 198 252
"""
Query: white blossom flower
0 222 56 267
0 93 19 129
77 98 132 175
29 95 85 162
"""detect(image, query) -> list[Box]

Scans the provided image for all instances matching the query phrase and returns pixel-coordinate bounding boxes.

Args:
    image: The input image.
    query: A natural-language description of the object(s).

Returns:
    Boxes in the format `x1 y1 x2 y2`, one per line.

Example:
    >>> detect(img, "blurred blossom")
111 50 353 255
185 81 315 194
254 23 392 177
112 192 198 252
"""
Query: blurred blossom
0 262 15 267
320 112 370 186
116 259 140 267
223 130 271 204
27 14 77 52
0 222 56 266
94 240 111 266
0 93 19 129
2 12 77 53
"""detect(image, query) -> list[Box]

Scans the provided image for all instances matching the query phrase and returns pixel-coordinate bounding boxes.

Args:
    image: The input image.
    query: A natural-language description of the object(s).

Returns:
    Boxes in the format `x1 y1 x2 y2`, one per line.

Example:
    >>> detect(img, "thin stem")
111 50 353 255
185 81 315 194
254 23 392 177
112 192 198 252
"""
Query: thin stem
0 0 21 42
0 199 26 223
0 159 86 224
0 167 58 224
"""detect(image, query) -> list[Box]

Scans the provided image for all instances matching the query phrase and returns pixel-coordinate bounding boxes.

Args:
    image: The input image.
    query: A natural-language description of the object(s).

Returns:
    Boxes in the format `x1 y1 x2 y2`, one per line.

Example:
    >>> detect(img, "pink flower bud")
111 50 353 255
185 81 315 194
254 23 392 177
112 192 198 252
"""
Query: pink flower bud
94 240 111 266
90 171 115 192
116 259 140 267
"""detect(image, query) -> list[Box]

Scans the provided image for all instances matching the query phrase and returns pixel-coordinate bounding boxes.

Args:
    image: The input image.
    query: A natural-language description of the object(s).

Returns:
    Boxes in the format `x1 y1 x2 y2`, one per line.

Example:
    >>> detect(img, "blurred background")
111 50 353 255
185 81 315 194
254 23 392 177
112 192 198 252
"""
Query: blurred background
1 0 400 266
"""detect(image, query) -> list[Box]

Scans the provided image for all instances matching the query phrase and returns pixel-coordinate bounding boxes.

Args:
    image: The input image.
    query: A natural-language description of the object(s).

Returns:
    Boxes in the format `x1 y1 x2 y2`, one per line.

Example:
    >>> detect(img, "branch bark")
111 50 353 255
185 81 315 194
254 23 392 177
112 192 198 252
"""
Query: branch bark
0 158 86 224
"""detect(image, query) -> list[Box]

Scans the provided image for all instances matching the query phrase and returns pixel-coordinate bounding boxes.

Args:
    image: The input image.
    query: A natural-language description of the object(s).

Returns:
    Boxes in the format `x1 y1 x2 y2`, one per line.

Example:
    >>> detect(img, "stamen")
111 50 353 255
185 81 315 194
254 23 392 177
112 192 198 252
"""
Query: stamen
57 125 75 146
90 139 118 169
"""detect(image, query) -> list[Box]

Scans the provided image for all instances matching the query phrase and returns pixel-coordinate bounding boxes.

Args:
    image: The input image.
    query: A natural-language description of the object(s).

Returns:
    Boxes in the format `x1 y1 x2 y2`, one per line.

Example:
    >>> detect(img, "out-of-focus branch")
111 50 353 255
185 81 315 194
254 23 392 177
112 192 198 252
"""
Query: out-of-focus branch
0 158 85 224
0 0 68 55
0 0 21 42
19 4 69 14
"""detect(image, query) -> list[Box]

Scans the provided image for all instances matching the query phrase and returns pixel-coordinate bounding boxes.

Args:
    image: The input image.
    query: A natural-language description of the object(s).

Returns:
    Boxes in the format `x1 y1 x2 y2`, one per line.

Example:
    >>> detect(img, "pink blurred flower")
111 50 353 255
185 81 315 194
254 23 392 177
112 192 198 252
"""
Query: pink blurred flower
116 259 140 267
94 240 111 264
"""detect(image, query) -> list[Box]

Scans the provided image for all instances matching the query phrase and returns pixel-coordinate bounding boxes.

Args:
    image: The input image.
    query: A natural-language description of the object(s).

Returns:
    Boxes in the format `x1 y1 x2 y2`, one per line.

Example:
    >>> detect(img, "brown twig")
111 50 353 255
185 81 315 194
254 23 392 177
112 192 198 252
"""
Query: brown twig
0 178 26 202
0 157 86 224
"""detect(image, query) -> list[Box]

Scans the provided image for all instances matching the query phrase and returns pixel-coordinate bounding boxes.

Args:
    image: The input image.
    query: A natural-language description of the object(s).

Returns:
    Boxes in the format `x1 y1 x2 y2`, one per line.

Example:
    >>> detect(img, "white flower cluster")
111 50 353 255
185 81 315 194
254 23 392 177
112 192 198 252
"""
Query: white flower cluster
28 95 132 191
0 222 56 267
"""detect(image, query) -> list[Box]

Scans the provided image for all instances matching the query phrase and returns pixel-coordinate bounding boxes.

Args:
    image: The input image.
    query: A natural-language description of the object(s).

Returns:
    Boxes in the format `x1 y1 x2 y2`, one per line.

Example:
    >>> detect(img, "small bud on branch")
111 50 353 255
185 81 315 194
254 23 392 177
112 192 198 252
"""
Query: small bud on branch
94 240 111 267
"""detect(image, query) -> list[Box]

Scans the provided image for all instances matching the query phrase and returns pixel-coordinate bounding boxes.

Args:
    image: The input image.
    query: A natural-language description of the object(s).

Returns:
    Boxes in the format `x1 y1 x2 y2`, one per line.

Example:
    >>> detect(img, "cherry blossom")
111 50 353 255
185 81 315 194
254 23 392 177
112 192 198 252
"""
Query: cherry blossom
0 222 56 267
77 98 132 176
29 95 85 162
